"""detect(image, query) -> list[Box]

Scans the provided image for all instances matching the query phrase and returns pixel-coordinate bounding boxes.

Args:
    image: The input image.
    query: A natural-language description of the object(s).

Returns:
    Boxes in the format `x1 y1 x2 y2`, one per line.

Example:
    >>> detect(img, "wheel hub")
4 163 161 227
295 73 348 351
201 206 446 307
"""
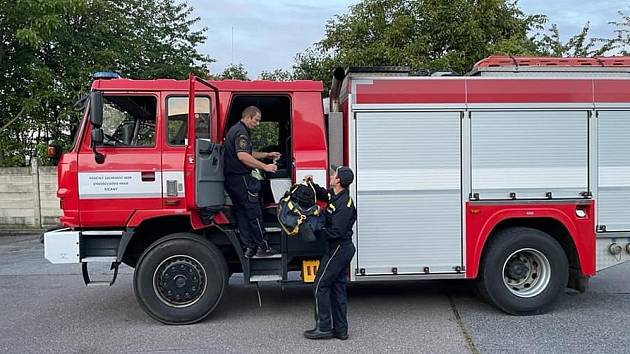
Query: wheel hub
154 256 206 307
507 259 530 279
502 248 551 298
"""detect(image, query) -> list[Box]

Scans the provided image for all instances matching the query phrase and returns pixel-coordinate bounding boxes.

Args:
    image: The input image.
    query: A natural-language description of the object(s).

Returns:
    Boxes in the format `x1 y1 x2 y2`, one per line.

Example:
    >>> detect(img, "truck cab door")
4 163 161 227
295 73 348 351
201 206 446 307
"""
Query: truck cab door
184 75 225 221
77 93 162 227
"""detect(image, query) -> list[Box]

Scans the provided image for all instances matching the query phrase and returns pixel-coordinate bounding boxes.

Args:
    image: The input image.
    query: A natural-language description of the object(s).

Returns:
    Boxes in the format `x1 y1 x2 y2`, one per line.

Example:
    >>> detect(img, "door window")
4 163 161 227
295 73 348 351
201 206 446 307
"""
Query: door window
251 121 280 151
98 96 157 147
167 96 211 146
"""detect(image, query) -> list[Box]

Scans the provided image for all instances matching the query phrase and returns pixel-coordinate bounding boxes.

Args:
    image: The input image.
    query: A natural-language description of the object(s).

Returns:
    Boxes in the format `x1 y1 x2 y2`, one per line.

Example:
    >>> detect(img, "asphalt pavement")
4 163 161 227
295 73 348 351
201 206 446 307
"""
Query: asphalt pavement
1 234 630 354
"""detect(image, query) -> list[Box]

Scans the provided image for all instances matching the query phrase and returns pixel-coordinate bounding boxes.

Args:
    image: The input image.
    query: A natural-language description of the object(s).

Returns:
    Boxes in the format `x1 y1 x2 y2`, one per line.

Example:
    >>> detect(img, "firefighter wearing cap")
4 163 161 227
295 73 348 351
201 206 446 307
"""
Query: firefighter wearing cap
303 165 357 340
224 106 281 258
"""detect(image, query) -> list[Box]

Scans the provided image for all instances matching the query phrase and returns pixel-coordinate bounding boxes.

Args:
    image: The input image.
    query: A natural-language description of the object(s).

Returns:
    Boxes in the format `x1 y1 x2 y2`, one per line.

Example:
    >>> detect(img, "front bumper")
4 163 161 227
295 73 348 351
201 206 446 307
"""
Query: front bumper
44 228 80 264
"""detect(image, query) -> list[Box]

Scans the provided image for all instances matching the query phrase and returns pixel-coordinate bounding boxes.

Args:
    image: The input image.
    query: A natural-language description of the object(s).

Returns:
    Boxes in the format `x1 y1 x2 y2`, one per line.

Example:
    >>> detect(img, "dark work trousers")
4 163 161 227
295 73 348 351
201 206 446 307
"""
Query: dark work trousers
224 174 269 250
313 240 356 333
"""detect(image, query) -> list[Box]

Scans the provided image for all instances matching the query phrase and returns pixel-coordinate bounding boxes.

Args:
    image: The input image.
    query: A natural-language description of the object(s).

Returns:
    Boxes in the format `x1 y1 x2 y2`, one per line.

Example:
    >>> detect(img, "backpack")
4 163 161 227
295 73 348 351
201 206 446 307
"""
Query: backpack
277 182 325 242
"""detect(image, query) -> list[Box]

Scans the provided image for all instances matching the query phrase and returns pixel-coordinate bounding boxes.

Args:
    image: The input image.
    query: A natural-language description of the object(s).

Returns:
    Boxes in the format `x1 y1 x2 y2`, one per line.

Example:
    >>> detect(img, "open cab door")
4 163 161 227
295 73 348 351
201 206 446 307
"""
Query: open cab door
185 75 225 227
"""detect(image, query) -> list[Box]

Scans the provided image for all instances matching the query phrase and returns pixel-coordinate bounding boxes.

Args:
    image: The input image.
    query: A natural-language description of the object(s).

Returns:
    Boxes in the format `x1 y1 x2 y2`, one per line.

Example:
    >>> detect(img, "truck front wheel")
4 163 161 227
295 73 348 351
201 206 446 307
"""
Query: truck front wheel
133 233 228 324
477 227 568 315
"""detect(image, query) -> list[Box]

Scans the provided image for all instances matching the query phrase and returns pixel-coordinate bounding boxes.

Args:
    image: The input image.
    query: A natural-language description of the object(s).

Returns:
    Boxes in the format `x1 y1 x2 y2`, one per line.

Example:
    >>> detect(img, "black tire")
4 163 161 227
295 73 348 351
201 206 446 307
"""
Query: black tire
476 227 568 316
133 233 228 324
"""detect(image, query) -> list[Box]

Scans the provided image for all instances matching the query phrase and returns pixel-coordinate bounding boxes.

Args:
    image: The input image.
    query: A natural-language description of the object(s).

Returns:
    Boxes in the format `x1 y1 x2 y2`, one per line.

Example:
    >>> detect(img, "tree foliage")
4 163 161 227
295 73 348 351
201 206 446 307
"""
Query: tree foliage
609 10 630 55
259 68 293 81
215 63 249 80
293 0 630 92
0 0 212 166
293 0 546 90
533 23 614 57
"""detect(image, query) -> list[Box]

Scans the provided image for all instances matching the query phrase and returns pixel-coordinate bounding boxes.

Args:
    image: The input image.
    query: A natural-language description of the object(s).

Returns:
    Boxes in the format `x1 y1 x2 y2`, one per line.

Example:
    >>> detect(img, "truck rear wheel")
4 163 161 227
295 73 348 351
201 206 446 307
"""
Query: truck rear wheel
133 233 228 324
477 227 568 315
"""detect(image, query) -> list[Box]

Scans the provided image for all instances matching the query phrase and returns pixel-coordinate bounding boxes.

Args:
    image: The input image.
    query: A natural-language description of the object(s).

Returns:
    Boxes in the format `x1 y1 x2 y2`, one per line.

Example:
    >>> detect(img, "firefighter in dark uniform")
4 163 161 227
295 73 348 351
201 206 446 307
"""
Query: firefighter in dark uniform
303 165 357 340
224 106 280 258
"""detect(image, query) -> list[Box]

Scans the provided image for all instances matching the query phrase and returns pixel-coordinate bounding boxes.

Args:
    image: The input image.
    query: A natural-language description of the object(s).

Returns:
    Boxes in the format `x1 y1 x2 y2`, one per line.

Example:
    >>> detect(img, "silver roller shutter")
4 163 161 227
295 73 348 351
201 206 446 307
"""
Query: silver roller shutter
471 110 588 200
354 111 462 275
597 110 630 231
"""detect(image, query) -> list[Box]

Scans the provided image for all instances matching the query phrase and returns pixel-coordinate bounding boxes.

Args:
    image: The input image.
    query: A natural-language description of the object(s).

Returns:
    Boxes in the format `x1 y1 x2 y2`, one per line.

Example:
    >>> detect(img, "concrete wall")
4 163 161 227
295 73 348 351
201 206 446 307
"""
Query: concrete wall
39 166 60 226
0 159 60 228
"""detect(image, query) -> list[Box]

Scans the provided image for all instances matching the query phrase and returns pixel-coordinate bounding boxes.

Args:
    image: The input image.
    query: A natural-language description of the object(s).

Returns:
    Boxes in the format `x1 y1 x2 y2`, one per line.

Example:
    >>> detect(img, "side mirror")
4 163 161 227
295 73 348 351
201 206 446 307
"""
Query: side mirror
89 95 106 164
90 91 103 128
91 127 104 146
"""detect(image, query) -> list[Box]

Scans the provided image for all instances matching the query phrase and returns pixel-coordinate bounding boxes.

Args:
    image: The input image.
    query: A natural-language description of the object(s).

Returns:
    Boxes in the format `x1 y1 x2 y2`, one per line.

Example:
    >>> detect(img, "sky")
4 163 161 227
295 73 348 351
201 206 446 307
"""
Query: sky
187 0 629 78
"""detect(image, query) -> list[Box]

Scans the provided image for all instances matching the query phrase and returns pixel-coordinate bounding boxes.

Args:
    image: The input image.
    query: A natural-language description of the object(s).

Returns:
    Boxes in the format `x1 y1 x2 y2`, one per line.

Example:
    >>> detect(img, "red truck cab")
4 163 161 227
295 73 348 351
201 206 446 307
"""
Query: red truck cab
59 76 327 228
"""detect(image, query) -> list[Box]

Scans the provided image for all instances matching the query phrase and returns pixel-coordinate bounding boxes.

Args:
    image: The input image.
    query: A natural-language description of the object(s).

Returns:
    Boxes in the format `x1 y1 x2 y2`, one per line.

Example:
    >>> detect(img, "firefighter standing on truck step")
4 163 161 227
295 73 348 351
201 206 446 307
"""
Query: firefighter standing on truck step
303 165 357 340
224 106 280 258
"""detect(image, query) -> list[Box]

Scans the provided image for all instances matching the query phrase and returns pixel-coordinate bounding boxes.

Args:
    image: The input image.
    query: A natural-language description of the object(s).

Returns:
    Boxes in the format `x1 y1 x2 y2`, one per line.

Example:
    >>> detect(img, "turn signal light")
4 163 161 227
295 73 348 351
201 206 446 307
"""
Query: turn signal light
47 144 62 163
47 145 57 157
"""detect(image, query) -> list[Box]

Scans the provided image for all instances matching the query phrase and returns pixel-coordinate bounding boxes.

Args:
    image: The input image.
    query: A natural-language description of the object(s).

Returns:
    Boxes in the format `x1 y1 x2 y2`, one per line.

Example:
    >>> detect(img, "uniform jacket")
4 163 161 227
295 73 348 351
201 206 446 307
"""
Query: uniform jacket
312 183 357 244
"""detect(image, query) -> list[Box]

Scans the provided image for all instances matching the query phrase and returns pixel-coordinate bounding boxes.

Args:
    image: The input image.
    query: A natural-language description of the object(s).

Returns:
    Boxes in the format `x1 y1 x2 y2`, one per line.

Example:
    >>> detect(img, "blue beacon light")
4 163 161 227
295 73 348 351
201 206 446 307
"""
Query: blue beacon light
92 72 121 80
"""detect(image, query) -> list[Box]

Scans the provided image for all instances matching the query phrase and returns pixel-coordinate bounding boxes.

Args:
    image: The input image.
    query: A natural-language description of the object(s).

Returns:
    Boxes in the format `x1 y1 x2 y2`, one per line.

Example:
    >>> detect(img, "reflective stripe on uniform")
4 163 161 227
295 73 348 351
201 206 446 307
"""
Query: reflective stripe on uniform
314 244 341 330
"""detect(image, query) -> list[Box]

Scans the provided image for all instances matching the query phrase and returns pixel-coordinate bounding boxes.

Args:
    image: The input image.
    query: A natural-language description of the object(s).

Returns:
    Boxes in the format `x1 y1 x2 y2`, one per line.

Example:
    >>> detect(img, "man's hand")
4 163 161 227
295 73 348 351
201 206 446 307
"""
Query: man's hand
268 152 282 159
263 164 278 173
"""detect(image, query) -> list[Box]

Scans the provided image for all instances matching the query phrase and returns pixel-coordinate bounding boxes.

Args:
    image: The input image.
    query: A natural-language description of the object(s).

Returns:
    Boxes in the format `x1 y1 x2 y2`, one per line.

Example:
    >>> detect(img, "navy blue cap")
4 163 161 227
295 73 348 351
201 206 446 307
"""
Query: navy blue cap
331 165 354 186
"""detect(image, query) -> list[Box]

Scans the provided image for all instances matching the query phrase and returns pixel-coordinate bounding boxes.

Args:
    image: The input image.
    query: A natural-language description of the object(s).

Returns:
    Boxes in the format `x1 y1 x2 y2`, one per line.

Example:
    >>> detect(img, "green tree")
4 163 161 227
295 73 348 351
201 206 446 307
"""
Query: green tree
293 0 546 91
250 121 279 153
533 22 614 57
0 0 212 166
216 63 249 80
609 9 630 55
259 69 293 81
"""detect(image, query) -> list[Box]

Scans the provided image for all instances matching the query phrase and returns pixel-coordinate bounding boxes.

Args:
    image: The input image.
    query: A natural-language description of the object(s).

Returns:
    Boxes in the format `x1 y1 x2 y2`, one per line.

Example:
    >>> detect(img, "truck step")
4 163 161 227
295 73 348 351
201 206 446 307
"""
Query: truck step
81 256 117 263
81 261 119 287
86 281 112 287
249 274 283 282
247 255 284 283
250 253 281 259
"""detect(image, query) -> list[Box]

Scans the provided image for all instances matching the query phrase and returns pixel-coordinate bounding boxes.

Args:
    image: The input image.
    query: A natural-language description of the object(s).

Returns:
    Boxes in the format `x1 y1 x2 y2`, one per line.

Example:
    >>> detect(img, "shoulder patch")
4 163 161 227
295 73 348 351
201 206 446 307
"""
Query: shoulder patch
347 197 353 208
238 136 247 149
235 134 252 152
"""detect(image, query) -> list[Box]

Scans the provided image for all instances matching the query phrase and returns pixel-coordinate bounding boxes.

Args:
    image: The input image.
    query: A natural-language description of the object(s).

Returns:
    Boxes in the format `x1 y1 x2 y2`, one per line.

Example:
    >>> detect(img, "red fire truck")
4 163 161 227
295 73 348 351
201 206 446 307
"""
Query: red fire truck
44 56 630 324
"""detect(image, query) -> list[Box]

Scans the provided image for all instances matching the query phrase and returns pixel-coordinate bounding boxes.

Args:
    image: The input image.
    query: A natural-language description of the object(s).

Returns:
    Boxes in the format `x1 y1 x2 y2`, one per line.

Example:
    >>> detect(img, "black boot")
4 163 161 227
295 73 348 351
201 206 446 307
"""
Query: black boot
254 248 268 258
255 246 278 258
333 330 349 340
244 247 256 258
304 328 334 340
264 246 278 256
